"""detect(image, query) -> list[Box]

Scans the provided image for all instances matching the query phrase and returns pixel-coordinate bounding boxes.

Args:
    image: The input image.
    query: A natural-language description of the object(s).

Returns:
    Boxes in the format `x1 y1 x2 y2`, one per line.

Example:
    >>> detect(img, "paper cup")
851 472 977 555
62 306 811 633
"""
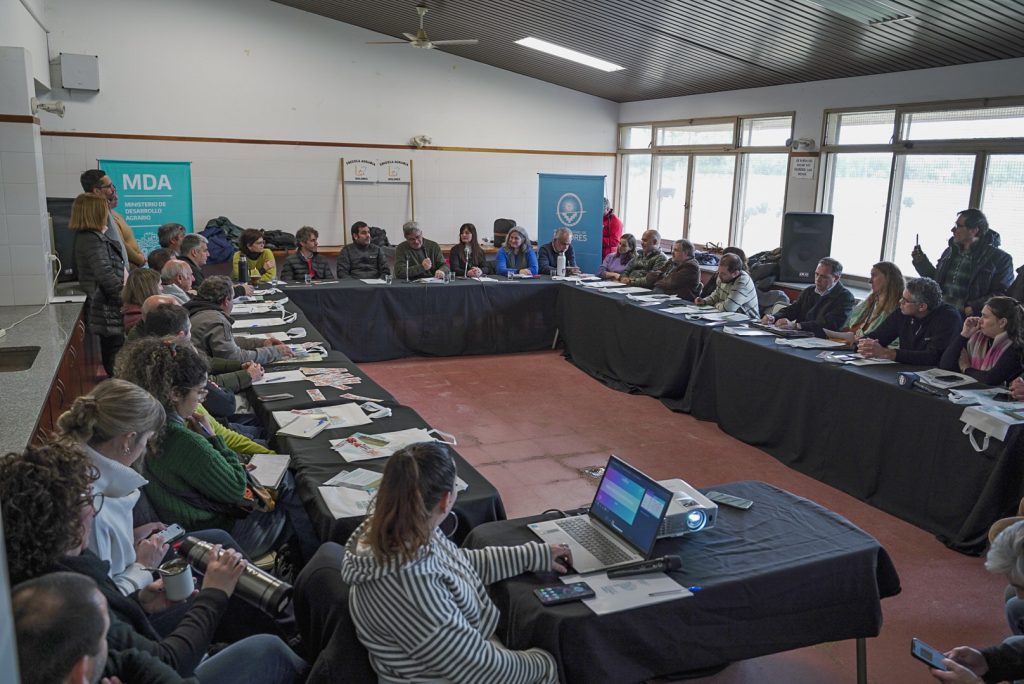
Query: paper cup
159 558 194 602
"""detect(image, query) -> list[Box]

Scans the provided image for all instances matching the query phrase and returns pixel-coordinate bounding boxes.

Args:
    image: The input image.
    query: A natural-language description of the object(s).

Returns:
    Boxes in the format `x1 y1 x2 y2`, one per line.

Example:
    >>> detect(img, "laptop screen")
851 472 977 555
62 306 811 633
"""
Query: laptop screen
589 456 672 557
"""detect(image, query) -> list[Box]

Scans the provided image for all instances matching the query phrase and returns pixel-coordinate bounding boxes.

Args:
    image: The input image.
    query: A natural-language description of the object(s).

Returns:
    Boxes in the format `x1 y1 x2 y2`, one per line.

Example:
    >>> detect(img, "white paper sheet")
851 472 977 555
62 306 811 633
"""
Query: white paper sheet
272 403 372 430
248 454 290 489
561 572 691 615
688 311 749 322
359 278 389 285
662 305 715 315
723 326 773 336
318 486 373 519
606 286 652 294
232 317 289 329
775 337 848 349
583 281 628 289
253 370 308 385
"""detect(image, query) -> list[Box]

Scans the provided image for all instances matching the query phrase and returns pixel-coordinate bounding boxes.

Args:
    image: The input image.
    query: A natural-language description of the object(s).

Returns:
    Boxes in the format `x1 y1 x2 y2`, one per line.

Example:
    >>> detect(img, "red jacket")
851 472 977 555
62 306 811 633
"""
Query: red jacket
602 212 623 258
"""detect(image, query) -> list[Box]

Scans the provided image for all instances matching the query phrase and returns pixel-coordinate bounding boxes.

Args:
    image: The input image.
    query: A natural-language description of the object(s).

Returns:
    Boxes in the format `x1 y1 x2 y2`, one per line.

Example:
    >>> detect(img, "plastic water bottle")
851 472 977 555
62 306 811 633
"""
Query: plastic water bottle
237 253 249 284
556 252 566 277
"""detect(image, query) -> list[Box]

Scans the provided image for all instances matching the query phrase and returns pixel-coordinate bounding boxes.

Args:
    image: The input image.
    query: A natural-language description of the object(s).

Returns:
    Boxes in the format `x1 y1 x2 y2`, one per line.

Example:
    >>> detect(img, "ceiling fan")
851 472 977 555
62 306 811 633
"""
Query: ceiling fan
366 4 479 50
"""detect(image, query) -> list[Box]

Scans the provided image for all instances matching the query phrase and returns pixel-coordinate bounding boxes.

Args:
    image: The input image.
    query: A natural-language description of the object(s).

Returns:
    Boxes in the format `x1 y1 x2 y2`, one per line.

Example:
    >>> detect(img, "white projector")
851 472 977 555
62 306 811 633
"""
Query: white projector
657 478 718 539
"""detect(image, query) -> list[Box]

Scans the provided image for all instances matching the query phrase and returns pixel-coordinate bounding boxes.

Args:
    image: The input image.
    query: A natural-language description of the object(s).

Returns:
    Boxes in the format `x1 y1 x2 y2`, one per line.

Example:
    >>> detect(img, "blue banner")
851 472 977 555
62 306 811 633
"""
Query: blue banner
98 160 193 255
537 173 605 273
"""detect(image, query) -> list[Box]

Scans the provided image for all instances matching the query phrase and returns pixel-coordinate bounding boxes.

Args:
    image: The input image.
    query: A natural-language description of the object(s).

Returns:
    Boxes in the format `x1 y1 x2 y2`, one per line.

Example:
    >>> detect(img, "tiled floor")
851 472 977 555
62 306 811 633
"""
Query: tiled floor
362 350 1012 683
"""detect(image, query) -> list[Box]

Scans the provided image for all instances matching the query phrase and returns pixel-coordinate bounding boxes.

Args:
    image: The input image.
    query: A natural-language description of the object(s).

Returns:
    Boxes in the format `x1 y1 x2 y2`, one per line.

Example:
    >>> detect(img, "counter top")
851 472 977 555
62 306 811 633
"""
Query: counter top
0 303 84 455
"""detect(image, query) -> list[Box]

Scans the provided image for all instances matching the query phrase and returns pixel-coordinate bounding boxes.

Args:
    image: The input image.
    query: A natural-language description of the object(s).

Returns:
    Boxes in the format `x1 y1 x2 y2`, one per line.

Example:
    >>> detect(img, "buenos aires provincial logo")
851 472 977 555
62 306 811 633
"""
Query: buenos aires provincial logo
556 193 585 227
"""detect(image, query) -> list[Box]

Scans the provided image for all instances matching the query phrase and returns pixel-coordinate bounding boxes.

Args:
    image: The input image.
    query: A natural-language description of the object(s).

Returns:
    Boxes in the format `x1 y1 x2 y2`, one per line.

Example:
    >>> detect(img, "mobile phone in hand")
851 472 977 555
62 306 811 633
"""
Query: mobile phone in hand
910 638 948 671
153 523 186 544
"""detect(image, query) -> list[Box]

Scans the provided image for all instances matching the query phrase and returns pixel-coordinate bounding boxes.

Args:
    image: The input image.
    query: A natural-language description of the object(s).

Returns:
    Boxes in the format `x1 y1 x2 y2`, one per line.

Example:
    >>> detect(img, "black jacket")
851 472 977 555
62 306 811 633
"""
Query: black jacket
537 242 576 276
913 229 1014 313
866 303 962 366
448 245 493 276
55 551 228 677
777 283 855 337
280 251 334 281
337 243 389 279
74 229 126 336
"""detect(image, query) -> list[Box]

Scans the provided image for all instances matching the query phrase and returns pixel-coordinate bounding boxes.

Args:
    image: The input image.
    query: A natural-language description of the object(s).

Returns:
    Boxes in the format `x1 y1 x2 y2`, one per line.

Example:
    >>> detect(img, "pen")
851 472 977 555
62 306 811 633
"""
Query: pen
648 589 685 597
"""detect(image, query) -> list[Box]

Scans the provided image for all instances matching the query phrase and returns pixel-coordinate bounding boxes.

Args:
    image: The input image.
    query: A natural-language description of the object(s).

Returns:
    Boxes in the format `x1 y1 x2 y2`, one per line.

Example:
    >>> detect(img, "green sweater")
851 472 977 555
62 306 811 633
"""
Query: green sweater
622 249 668 283
142 420 248 532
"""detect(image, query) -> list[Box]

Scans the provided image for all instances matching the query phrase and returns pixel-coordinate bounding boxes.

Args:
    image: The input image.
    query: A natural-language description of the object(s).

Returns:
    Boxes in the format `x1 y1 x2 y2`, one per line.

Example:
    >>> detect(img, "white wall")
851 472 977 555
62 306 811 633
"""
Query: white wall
0 0 49 88
620 58 1024 212
36 0 618 244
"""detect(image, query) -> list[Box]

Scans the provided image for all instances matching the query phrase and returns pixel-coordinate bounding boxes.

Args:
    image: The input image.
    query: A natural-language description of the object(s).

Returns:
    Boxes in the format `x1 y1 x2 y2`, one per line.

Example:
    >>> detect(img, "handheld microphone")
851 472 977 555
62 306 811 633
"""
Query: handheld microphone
464 245 470 278
606 555 682 579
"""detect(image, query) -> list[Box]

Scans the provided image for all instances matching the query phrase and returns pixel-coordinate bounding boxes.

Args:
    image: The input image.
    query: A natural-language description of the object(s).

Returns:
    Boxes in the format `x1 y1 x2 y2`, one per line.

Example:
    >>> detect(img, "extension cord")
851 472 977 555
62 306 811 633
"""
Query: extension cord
0 329 6 339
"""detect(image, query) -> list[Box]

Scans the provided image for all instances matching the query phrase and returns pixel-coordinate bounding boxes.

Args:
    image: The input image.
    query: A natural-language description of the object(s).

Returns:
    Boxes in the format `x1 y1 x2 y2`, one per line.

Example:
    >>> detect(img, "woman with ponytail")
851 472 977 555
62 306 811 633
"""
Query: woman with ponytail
340 441 569 683
941 295 1024 386
55 379 167 597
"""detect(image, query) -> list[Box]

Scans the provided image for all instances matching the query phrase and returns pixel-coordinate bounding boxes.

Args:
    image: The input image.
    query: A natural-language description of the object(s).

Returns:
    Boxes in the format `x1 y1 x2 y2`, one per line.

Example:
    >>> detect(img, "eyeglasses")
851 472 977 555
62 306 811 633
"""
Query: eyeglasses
97 183 115 190
899 297 920 305
81 492 105 514
178 385 209 400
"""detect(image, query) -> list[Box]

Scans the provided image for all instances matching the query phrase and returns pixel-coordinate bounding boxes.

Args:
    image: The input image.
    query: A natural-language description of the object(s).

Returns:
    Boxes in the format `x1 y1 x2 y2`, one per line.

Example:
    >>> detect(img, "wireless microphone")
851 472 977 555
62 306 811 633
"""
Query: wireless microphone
465 245 471 278
606 555 682 579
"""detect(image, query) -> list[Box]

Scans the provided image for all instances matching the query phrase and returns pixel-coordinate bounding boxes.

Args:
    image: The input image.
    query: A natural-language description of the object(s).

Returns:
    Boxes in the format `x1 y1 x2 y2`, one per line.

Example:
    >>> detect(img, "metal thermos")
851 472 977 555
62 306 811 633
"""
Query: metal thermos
177 536 292 616
237 253 249 284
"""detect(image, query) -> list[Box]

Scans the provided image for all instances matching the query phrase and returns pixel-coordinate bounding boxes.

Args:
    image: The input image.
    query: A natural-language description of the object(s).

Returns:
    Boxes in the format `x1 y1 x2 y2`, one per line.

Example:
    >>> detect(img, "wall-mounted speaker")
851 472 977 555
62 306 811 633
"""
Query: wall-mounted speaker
779 212 834 283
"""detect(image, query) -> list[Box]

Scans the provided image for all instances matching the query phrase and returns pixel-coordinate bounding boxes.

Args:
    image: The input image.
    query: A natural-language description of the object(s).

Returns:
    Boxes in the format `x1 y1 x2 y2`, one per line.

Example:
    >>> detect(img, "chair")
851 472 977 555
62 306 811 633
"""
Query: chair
493 218 516 248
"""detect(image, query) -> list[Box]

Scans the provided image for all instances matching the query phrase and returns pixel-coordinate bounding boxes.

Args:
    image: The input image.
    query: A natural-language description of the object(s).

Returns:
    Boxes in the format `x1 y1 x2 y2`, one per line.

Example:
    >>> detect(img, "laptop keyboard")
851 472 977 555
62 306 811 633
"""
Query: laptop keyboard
555 517 632 565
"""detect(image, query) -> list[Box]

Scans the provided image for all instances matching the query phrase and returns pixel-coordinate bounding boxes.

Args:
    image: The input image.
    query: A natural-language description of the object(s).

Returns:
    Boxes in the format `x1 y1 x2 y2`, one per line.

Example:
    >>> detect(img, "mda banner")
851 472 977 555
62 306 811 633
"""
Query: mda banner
98 160 193 255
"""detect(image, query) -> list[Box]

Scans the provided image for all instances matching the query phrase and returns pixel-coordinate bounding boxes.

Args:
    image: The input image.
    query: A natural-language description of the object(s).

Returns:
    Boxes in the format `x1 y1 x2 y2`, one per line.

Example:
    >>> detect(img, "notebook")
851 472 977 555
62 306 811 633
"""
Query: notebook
528 456 672 574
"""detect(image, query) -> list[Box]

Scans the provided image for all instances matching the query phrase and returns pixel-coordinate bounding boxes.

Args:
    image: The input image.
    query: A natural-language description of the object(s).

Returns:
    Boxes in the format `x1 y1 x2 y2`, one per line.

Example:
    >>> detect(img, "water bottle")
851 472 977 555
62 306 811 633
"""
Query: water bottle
556 252 566 277
178 536 292 616
237 253 249 284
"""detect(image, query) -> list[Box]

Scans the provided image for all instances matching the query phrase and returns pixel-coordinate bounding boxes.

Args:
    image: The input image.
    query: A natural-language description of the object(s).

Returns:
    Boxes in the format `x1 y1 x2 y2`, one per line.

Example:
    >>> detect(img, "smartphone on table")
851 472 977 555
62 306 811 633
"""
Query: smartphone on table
534 582 595 606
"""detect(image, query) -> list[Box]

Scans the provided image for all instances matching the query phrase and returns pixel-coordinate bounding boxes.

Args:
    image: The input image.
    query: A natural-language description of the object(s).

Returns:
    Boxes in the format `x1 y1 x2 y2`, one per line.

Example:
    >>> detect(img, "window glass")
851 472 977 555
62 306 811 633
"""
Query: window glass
620 125 652 149
688 155 736 247
619 154 651 237
890 155 975 276
823 153 891 277
656 121 734 146
982 154 1024 261
740 117 793 147
827 110 896 145
903 106 1024 141
735 154 787 255
652 155 689 241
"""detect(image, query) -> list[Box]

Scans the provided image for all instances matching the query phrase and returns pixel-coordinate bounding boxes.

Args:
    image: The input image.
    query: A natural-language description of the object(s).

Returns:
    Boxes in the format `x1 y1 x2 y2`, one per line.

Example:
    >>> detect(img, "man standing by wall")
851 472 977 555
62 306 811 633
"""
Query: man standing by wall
80 169 145 268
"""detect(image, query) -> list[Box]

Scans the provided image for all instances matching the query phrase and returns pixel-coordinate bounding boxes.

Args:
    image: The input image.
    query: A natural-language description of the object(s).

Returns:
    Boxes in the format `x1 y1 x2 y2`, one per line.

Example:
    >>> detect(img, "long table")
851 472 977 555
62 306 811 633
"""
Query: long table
284 278 560 362
233 291 505 546
463 480 901 684
282 277 1024 554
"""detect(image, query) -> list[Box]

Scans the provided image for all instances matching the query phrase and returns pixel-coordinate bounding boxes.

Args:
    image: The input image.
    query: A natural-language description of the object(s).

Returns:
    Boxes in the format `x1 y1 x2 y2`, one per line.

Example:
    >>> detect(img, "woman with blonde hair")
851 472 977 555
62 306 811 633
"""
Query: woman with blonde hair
71 192 127 375
121 267 162 332
341 441 568 683
495 225 538 277
843 261 905 336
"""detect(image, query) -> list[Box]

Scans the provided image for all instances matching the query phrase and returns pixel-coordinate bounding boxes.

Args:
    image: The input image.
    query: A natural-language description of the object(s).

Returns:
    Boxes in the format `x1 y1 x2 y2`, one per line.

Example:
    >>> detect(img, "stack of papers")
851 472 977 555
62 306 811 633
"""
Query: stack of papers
253 370 309 385
276 414 330 439
247 454 291 489
582 281 628 289
317 474 468 520
324 467 382 490
273 403 372 431
560 572 691 616
815 351 895 366
330 427 439 462
723 325 774 336
686 311 749 322
608 286 653 294
662 304 715 315
775 337 848 349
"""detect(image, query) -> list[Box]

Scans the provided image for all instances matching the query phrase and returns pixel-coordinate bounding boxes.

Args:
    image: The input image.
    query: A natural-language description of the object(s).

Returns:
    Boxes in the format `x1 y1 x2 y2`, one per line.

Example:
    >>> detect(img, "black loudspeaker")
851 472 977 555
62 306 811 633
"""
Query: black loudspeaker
779 212 834 283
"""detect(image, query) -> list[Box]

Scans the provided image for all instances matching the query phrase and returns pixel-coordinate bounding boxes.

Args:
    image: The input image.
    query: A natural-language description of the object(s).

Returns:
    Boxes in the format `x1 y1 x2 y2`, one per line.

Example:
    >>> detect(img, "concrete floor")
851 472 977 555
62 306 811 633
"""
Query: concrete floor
362 349 1011 684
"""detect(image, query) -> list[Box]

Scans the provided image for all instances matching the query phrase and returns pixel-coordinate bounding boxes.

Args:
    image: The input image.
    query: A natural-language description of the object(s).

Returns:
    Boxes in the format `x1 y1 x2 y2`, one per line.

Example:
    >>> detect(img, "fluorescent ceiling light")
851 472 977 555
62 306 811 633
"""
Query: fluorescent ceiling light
515 37 624 72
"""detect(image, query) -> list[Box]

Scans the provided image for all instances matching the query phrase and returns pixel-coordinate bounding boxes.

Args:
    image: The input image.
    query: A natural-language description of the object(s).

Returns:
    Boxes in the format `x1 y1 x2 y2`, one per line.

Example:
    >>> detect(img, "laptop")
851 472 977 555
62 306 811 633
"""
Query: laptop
528 456 672 574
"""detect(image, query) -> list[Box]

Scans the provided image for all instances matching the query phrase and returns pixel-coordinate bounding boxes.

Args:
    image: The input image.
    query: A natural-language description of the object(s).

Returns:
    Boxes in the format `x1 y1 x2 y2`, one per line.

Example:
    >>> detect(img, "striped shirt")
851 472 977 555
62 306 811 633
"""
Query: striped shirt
341 522 558 684
703 271 759 318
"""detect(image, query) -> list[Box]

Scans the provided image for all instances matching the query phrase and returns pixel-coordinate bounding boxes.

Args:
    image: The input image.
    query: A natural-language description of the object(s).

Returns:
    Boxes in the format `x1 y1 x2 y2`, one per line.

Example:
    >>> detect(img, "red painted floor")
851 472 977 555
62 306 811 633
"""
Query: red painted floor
361 350 1010 683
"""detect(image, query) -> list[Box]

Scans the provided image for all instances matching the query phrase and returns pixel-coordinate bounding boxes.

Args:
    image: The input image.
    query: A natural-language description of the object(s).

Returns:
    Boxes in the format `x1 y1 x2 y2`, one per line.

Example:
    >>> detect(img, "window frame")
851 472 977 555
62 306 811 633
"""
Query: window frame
616 112 794 247
820 95 1024 280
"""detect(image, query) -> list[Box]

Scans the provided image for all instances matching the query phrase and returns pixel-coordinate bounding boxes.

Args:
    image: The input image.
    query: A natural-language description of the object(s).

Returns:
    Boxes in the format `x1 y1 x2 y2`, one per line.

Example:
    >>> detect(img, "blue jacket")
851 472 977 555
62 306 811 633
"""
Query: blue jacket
495 247 538 276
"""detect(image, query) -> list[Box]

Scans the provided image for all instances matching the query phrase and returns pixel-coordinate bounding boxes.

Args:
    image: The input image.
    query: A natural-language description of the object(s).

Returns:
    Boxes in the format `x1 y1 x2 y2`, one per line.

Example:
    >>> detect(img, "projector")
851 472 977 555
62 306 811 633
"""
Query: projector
656 478 718 538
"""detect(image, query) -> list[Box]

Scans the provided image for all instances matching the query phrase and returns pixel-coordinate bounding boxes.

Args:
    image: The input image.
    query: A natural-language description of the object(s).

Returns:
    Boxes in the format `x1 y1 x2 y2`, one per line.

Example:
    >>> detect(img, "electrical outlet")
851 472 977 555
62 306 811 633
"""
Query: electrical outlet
46 253 59 262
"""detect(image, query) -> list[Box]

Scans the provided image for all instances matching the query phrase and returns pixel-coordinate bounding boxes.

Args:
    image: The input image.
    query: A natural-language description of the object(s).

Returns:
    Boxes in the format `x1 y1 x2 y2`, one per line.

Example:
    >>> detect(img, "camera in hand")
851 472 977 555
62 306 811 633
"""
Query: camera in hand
178 536 293 616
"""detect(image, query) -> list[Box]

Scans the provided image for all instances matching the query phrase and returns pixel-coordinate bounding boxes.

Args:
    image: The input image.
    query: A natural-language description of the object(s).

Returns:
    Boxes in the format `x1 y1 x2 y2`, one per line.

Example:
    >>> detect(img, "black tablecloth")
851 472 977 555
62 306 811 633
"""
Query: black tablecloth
557 285 713 405
284 278 560 362
685 330 1024 554
463 480 901 684
232 289 506 547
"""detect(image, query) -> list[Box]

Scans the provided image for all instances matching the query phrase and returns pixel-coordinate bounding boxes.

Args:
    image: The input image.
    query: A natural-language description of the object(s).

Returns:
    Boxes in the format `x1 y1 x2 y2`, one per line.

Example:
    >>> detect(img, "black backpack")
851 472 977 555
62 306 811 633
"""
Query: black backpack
369 227 390 247
263 230 296 250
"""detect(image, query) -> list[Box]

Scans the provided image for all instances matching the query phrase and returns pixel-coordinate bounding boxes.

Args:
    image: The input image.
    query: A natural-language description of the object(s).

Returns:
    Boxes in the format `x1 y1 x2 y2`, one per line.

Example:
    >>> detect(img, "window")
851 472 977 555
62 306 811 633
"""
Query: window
822 97 1024 278
982 155 1024 260
619 154 651 237
617 114 792 250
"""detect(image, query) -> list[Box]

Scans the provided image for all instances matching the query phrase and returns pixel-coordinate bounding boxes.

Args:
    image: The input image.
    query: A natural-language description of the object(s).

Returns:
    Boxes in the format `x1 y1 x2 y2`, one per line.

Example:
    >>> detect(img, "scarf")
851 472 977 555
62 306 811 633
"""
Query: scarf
967 331 1012 371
